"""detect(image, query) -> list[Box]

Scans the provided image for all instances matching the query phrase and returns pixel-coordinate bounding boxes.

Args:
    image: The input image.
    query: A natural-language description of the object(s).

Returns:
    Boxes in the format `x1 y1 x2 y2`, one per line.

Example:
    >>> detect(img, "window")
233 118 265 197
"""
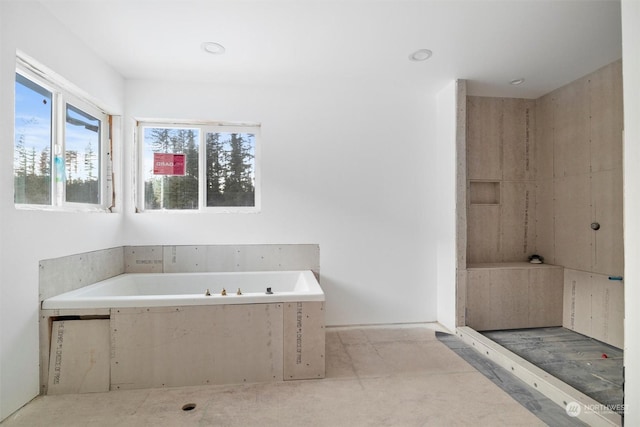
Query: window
138 122 260 212
14 62 110 209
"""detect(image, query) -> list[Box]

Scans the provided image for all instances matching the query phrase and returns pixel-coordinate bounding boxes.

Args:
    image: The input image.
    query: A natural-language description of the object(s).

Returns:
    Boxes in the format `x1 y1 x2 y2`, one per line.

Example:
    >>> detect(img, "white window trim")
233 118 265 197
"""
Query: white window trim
15 54 114 212
135 120 261 213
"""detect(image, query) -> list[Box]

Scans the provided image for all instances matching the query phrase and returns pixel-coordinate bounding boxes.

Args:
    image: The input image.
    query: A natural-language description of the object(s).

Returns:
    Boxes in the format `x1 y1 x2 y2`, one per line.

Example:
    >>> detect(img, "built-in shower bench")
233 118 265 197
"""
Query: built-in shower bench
466 262 563 331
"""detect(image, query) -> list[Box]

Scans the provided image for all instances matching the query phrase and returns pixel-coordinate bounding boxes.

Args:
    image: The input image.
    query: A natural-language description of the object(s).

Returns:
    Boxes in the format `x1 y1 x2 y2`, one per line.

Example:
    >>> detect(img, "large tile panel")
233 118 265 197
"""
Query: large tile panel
534 179 555 264
40 247 124 301
111 304 284 390
501 181 536 261
535 93 554 181
553 76 590 178
467 205 501 263
591 169 624 276
467 96 502 180
590 60 623 173
554 175 591 272
503 98 536 181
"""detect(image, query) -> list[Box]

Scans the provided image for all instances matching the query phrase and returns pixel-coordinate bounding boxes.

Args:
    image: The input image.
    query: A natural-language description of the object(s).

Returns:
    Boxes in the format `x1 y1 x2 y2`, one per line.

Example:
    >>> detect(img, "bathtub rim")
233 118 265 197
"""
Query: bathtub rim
41 270 324 310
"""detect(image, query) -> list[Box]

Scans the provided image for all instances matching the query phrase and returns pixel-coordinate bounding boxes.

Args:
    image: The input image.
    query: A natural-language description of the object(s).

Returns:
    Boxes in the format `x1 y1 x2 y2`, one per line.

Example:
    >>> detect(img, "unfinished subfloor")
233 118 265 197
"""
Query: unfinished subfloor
2 324 575 426
481 327 624 413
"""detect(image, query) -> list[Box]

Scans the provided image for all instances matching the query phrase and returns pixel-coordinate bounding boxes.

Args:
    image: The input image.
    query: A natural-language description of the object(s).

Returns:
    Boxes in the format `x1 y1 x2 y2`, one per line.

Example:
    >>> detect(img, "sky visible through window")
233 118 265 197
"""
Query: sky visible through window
15 73 101 205
15 75 99 182
14 74 52 173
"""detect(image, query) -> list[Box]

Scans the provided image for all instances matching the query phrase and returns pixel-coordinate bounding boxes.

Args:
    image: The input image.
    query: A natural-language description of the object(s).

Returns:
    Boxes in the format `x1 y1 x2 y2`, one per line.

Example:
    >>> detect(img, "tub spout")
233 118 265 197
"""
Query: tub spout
237 288 242 295
205 289 211 296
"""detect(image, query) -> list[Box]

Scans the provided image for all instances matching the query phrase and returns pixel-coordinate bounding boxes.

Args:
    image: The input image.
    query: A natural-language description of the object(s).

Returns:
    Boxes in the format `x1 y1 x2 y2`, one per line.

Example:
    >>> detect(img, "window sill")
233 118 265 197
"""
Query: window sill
15 204 112 213
135 207 260 214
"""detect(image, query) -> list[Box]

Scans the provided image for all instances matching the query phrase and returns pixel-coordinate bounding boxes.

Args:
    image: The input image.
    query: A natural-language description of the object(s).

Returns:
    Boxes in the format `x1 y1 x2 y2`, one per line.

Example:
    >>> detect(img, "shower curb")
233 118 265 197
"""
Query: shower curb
455 326 621 427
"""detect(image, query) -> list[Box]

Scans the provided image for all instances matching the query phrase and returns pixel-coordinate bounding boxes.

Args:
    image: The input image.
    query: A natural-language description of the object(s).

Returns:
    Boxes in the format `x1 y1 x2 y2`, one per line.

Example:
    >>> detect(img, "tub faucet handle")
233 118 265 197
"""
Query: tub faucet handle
221 288 227 296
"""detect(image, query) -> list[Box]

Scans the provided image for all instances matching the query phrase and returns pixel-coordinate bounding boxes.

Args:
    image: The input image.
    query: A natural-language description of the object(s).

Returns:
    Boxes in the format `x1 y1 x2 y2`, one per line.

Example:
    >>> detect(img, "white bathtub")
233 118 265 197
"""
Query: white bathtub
40 269 326 394
42 270 324 309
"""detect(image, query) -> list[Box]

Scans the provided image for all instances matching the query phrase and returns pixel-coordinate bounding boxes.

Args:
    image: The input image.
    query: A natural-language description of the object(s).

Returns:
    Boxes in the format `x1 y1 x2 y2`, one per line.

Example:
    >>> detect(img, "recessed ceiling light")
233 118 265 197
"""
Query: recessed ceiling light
202 42 226 55
409 49 433 62
509 78 525 85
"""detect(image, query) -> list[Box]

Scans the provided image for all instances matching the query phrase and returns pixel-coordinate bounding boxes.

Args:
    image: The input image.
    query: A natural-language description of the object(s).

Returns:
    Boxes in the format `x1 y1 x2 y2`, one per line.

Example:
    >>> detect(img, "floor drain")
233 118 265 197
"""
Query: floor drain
182 403 197 411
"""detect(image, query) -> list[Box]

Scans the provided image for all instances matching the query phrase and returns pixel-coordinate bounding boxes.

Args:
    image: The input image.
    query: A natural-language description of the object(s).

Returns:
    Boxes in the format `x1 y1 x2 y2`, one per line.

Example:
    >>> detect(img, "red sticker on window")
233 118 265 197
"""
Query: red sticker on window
153 153 186 176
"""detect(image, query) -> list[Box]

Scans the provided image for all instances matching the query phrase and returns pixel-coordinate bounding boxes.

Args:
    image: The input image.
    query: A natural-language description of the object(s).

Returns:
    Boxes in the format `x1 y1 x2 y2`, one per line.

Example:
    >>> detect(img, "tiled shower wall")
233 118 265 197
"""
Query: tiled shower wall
39 244 320 302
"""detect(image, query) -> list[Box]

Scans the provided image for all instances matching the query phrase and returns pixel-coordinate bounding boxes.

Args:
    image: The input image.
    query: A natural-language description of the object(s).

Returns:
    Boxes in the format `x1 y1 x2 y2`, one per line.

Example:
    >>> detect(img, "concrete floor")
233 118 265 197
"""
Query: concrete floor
1 324 546 426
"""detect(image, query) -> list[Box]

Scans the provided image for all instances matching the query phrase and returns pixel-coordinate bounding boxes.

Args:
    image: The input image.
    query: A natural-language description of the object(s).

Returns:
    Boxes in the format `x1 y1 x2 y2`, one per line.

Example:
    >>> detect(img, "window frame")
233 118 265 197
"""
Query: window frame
135 120 261 213
14 59 112 212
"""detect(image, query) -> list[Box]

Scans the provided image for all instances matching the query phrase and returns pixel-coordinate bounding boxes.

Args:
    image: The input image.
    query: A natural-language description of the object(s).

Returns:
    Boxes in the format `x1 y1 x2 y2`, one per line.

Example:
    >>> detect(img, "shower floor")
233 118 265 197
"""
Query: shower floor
481 327 623 413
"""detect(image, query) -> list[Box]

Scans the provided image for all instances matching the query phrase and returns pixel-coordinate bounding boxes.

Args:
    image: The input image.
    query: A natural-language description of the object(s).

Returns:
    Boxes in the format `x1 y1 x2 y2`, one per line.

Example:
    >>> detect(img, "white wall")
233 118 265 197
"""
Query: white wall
435 80 457 332
0 0 628 423
0 1 125 420
124 78 440 327
0 2 442 418
622 0 640 423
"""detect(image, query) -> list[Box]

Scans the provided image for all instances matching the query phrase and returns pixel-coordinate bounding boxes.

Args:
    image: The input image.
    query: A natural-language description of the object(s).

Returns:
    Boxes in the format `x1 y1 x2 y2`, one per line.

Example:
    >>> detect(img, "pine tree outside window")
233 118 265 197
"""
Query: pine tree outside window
14 60 111 210
138 123 259 212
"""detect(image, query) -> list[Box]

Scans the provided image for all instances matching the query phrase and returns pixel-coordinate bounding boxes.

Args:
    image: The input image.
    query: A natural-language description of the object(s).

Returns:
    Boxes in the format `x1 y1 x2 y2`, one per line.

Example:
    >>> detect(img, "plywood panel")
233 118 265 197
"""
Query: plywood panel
124 246 163 273
283 302 325 380
488 269 529 330
466 270 491 330
589 273 624 349
553 76 590 178
500 182 536 261
111 304 284 390
467 96 502 180
467 205 501 263
562 269 592 336
604 279 624 349
591 169 624 276
162 245 208 272
466 268 531 330
456 80 468 275
125 244 321 275
502 99 535 181
590 60 623 173
563 271 623 349
40 247 125 300
554 175 591 272
456 269 467 327
528 267 563 327
160 244 320 275
467 265 563 331
589 274 607 343
535 93 554 181
47 320 110 395
535 179 555 264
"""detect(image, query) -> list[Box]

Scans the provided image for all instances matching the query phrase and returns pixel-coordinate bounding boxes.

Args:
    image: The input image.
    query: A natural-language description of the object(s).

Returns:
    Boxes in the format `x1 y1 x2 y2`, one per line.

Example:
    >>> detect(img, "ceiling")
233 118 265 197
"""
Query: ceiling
39 0 622 98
